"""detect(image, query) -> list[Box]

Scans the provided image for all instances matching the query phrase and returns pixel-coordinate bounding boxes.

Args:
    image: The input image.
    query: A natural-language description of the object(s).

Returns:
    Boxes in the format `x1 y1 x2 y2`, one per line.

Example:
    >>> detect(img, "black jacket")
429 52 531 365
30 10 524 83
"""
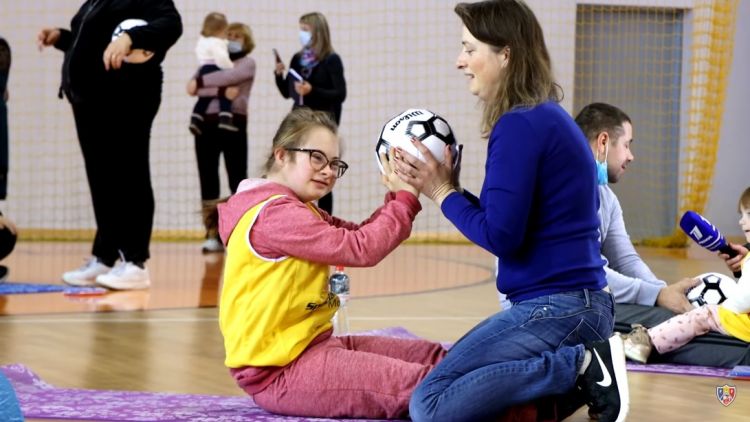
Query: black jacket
55 0 182 103
275 52 346 124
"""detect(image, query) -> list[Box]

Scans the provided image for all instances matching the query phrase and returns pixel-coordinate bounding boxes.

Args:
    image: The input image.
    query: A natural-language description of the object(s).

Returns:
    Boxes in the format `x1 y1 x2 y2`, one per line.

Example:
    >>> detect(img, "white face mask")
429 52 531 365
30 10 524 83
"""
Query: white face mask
227 41 243 54
299 30 312 47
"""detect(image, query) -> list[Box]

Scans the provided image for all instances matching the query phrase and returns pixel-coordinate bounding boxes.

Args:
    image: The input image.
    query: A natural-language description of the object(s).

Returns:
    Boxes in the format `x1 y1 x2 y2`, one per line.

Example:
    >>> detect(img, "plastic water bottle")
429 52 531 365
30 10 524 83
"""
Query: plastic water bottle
328 265 350 334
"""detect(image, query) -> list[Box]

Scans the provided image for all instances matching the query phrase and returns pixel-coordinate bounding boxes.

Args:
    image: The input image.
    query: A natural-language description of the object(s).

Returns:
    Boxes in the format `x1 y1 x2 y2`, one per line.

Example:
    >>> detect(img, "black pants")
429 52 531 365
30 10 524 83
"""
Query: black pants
0 100 7 200
318 192 332 215
71 93 160 265
615 303 750 368
0 38 9 200
194 115 248 200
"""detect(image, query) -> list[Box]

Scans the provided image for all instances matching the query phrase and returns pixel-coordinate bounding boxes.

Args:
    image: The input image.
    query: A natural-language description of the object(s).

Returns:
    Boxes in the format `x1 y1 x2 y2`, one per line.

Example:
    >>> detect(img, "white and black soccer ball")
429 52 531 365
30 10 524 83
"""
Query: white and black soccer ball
686 272 739 307
375 108 458 174
112 19 148 41
111 19 153 64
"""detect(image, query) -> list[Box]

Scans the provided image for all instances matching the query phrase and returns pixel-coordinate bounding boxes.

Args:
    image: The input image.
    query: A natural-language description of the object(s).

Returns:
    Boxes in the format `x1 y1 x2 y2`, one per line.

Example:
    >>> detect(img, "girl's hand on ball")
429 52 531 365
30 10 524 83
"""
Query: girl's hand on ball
380 150 418 197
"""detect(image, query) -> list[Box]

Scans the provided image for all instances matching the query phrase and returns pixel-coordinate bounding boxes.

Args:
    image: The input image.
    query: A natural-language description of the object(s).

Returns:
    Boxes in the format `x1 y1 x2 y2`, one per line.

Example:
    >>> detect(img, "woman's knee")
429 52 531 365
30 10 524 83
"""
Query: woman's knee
408 389 433 422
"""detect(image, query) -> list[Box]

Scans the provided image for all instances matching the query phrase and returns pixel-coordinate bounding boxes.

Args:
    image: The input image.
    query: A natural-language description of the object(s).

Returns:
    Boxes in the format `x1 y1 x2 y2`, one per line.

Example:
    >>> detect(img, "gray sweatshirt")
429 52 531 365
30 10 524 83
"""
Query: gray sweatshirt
599 185 666 305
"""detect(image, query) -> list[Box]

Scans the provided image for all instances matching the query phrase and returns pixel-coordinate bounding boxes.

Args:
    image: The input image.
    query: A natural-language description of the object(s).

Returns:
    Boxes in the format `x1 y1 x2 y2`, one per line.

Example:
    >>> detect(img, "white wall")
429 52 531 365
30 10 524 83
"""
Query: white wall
704 0 750 239
0 0 745 241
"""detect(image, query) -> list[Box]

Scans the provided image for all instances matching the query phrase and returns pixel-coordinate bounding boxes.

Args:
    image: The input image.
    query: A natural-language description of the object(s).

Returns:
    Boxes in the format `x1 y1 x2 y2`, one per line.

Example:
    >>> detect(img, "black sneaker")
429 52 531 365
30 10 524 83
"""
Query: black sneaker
218 113 238 132
576 334 629 422
189 113 204 136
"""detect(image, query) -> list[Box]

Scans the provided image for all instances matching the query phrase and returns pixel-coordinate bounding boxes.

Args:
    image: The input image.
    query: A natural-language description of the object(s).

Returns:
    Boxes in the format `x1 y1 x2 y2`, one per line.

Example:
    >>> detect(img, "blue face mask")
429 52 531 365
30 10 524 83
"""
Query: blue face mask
299 30 312 47
596 144 609 185
227 41 243 54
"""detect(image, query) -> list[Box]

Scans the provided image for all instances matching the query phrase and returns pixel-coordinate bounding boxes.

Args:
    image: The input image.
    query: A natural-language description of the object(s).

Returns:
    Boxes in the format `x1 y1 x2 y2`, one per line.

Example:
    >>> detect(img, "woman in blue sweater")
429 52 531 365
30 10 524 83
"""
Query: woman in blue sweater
395 1 629 421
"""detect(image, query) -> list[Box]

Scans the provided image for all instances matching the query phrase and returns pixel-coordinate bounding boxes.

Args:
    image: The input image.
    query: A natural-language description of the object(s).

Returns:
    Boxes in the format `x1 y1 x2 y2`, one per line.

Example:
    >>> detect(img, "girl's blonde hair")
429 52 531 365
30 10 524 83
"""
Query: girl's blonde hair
201 12 228 37
300 12 333 59
454 0 562 137
227 22 255 55
738 187 750 213
262 108 339 176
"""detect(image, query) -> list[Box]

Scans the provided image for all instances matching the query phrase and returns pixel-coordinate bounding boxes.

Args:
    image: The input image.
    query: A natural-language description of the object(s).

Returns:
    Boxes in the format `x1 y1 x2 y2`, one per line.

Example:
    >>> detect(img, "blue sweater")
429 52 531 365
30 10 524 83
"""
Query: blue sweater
442 102 606 302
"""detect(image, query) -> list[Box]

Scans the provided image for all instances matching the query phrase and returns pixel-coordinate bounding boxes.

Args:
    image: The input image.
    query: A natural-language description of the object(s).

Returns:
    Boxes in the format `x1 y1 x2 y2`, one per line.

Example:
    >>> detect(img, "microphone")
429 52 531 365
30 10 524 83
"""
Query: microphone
679 210 742 277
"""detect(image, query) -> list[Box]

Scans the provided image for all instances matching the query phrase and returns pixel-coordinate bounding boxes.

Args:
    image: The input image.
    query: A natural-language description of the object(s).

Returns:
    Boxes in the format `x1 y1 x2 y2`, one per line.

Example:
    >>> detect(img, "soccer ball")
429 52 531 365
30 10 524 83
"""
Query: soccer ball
111 19 153 64
686 272 739 307
375 108 458 174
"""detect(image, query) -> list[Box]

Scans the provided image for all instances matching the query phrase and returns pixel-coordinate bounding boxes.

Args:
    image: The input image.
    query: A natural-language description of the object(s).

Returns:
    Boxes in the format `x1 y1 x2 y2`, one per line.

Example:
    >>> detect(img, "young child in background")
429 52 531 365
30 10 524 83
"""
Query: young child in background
217 108 446 419
623 187 750 362
189 12 236 135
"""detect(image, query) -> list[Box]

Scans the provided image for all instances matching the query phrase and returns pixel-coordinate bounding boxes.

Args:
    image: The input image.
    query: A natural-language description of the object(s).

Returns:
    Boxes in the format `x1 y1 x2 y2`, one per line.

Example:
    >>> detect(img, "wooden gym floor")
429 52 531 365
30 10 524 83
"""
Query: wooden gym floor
0 241 747 421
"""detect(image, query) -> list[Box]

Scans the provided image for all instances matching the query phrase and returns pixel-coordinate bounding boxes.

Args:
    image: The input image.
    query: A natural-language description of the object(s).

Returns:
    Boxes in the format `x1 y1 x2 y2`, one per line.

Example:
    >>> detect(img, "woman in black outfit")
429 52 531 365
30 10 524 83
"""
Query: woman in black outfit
274 11 346 215
37 0 182 290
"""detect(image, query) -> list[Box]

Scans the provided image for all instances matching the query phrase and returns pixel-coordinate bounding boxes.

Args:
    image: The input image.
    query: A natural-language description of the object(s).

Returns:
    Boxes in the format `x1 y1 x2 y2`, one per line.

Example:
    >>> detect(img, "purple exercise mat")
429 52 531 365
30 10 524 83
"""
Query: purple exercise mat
0 364 394 422
625 362 730 377
0 327 733 421
0 327 413 422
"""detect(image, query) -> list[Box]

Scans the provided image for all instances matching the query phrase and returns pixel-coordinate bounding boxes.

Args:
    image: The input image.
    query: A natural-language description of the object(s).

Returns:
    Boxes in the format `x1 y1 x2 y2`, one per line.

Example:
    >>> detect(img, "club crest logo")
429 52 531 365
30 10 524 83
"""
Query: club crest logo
716 384 736 406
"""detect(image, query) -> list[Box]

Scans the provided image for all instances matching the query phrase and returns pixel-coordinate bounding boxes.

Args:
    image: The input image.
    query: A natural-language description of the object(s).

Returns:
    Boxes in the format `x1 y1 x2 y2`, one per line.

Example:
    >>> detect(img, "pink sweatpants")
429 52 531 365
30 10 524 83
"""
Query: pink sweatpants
649 305 728 354
252 334 447 419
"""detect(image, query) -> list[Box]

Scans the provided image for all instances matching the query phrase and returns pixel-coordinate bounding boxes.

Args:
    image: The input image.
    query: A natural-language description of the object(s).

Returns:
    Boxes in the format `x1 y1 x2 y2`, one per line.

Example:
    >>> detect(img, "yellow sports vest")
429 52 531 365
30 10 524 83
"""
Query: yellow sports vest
718 253 750 343
219 195 338 368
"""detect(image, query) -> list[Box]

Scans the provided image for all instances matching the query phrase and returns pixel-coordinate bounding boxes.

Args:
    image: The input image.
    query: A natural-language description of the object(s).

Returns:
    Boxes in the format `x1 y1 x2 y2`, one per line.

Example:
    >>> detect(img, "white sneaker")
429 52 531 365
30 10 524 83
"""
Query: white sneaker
201 237 224 253
95 261 150 290
62 258 112 286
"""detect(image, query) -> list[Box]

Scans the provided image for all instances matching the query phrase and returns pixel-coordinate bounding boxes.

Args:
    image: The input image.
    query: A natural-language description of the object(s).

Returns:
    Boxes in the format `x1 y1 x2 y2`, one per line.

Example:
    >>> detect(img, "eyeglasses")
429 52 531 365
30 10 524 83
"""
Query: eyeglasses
285 148 349 178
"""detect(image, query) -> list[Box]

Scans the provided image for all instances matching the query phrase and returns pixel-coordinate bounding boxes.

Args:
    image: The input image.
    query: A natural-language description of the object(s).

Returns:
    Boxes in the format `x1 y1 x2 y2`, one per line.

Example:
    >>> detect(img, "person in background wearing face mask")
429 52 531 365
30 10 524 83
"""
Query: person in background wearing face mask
187 22 256 253
576 102 699 314
189 12 237 135
274 11 346 215
575 102 750 368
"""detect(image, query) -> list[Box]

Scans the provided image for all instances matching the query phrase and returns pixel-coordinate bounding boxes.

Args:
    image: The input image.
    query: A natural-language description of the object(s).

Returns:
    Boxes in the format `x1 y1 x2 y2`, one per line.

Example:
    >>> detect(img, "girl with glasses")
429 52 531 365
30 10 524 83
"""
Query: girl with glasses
216 108 446 418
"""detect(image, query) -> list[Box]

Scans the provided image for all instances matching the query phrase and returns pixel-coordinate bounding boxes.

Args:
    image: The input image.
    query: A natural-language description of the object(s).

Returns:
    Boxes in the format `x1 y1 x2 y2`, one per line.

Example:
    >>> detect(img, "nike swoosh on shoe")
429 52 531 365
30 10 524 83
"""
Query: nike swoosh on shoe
593 348 612 387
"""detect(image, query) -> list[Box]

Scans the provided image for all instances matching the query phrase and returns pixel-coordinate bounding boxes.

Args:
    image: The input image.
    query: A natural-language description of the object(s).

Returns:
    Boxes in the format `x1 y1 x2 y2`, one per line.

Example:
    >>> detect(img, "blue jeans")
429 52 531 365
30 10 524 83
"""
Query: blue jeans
409 289 615 422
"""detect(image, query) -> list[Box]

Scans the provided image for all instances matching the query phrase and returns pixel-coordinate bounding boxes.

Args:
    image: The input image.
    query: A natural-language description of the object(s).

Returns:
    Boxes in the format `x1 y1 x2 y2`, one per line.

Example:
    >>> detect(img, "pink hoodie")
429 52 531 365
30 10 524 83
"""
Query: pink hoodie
218 179 422 394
